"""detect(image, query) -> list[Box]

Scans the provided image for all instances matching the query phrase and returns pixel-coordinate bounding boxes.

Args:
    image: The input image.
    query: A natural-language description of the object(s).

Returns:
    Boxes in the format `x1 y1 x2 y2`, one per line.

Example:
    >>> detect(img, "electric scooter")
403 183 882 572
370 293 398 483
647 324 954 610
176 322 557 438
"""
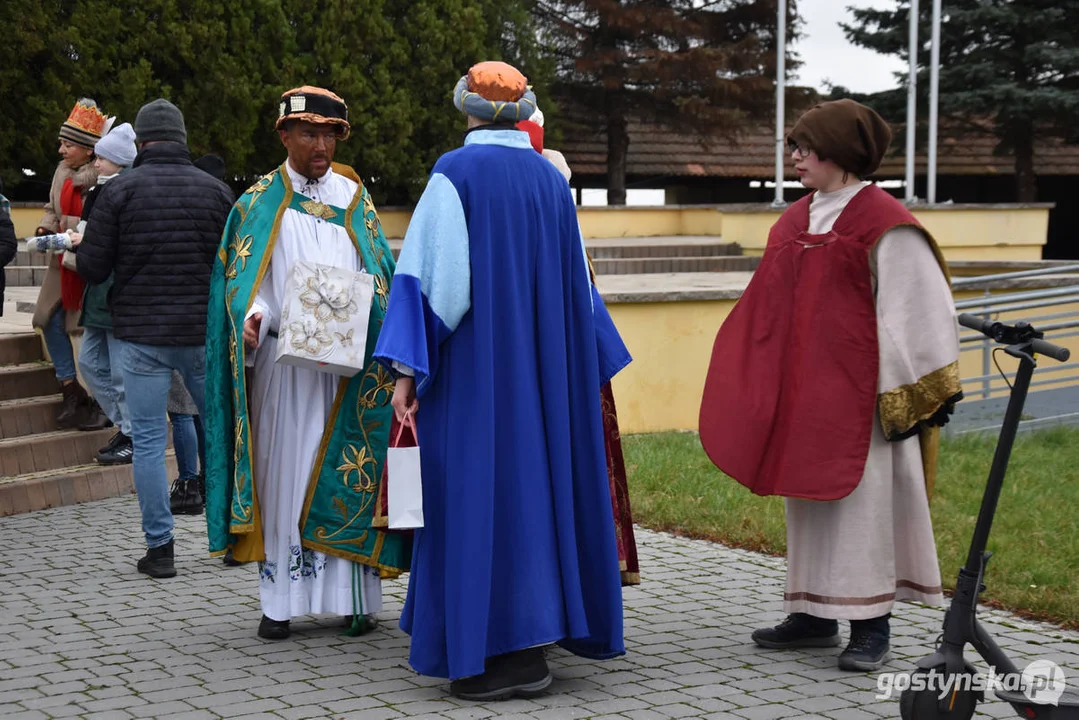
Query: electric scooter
900 314 1078 719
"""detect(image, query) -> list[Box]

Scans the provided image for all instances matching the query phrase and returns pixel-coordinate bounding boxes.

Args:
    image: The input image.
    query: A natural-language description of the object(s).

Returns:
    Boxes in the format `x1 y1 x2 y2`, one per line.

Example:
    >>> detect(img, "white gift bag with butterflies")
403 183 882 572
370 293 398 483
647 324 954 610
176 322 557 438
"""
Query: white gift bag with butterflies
275 261 374 377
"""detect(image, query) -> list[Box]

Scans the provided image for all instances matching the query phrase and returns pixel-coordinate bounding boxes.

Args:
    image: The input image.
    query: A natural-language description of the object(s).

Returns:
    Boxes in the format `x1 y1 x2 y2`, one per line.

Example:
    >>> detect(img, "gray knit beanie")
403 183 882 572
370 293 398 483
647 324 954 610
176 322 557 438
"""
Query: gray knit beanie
134 98 187 144
94 123 137 167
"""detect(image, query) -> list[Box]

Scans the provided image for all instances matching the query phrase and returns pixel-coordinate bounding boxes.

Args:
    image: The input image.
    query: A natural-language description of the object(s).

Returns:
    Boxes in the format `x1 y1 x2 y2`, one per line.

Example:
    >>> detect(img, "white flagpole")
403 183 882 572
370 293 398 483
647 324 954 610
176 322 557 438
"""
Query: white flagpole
928 0 942 203
906 0 919 203
773 0 787 207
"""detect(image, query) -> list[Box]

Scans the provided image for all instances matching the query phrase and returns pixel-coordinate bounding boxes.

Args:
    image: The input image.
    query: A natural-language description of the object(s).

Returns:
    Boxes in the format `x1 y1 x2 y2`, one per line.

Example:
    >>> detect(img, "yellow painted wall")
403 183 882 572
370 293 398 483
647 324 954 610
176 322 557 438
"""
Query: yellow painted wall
10 207 41 238
608 300 736 433
608 289 1079 434
720 206 1049 262
14 202 1048 258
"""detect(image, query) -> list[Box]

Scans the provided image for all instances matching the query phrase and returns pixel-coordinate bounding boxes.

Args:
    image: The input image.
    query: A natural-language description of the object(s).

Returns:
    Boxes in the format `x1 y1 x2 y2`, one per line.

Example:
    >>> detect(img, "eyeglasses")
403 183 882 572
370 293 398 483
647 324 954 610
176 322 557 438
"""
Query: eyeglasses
296 130 338 146
787 140 813 159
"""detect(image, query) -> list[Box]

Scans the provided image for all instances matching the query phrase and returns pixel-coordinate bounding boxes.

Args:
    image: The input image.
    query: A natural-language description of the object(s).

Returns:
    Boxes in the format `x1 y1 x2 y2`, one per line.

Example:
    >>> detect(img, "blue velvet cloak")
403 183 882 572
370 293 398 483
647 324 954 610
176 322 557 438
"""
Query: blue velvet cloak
373 129 631 680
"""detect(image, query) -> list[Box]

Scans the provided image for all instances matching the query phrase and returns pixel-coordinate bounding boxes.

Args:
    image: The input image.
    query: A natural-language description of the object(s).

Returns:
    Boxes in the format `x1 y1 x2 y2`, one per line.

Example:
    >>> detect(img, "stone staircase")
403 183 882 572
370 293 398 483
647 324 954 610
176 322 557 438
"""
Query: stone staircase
0 331 175 516
587 240 758 275
378 236 758 276
4 246 49 290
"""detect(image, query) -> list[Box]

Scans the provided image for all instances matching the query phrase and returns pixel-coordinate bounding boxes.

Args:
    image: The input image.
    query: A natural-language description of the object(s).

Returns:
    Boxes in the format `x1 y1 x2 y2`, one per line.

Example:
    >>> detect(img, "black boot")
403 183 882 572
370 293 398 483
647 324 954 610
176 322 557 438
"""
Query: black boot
169 478 204 515
56 381 87 429
751 613 841 649
838 615 890 671
258 615 290 640
137 539 176 579
78 399 112 431
450 647 553 701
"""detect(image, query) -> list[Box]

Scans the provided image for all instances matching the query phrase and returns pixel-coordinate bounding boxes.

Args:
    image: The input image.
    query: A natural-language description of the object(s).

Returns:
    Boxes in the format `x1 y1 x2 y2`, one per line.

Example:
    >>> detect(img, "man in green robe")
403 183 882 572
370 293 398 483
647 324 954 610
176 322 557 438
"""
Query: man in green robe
204 86 410 640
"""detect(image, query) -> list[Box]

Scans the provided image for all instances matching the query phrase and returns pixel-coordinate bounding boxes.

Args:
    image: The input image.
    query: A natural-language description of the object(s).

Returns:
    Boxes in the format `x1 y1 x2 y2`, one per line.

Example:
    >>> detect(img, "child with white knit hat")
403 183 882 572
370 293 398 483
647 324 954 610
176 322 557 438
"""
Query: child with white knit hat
69 122 138 460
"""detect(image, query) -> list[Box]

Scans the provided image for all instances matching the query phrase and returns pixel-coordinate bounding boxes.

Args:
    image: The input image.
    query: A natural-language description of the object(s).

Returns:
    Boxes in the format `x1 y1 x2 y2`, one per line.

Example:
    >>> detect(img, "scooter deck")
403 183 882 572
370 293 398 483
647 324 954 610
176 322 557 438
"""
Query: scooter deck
996 687 1079 718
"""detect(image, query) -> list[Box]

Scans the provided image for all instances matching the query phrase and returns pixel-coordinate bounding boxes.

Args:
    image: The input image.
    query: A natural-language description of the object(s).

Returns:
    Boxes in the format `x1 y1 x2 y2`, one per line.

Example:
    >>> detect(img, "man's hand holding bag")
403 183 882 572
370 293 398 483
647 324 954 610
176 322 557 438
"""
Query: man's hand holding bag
386 411 424 530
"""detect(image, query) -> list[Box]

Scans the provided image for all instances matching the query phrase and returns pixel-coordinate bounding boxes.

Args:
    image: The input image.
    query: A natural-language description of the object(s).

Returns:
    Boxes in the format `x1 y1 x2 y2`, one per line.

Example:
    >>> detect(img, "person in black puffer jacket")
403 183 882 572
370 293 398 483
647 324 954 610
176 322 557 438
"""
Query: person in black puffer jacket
77 98 234 579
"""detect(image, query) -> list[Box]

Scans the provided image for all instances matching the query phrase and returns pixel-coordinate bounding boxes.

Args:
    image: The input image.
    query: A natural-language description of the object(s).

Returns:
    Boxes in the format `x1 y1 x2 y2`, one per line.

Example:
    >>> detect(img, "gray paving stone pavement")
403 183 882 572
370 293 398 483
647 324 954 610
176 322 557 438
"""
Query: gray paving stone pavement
2 496 1077 719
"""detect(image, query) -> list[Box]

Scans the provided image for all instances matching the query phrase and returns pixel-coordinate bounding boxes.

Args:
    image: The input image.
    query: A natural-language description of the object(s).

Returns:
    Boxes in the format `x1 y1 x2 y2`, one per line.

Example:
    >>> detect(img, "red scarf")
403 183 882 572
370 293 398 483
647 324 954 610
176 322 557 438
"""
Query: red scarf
58 177 86 311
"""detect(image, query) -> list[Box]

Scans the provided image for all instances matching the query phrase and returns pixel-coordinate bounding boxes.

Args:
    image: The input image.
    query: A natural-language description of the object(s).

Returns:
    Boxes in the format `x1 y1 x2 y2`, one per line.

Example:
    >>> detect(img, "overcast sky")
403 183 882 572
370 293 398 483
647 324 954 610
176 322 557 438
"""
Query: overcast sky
790 0 907 94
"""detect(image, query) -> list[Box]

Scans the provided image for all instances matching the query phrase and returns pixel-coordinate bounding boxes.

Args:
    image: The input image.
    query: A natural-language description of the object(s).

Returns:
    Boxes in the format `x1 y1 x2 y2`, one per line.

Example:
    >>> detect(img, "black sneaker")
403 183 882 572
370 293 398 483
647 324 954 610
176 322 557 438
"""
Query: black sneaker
751 613 841 649
98 430 123 456
169 477 204 515
450 647 553 701
97 434 133 465
137 539 176 579
258 615 291 640
838 629 890 671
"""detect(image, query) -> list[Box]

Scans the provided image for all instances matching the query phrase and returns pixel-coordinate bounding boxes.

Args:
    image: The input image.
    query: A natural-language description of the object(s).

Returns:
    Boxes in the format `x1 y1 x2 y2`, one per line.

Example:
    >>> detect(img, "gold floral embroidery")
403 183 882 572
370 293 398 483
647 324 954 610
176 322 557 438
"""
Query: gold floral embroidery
226 234 253 280
337 444 377 493
310 363 393 544
374 274 388 311
244 171 275 213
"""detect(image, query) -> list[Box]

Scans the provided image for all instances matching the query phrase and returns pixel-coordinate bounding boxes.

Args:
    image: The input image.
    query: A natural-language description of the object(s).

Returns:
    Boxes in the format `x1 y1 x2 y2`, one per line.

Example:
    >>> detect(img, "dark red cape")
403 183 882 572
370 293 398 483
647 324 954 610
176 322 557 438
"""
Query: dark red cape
699 185 921 500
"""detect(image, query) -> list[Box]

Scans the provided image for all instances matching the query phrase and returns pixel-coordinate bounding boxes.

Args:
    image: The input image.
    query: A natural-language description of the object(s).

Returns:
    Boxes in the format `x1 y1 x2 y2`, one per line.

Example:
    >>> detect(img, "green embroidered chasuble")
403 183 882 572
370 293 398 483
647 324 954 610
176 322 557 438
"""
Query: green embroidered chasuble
204 162 411 577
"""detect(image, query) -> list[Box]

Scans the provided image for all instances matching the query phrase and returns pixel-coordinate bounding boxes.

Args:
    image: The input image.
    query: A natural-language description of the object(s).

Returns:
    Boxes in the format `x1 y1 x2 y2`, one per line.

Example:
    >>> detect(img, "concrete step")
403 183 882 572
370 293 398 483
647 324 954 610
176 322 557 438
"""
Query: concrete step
0 363 59 401
0 452 177 517
0 427 118 476
0 394 62 439
4 265 48 287
12 247 51 267
590 256 760 275
588 243 741 260
0 333 44 365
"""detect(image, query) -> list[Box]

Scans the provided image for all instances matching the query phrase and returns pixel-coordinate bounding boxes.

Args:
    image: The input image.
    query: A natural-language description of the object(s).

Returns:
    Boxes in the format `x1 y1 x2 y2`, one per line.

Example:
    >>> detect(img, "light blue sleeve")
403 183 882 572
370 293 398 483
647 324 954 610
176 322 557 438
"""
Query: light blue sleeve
374 173 470 394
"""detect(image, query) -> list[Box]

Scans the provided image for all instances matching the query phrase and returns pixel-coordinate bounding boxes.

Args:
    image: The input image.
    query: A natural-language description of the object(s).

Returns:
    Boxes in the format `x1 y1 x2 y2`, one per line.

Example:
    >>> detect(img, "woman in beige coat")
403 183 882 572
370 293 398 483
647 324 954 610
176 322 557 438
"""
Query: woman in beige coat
32 99 108 429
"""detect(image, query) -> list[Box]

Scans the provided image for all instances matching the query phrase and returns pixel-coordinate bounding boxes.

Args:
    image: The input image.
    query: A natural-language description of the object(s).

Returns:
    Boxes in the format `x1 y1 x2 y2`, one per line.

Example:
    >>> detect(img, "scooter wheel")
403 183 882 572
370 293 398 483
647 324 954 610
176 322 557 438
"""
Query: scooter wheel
899 685 977 720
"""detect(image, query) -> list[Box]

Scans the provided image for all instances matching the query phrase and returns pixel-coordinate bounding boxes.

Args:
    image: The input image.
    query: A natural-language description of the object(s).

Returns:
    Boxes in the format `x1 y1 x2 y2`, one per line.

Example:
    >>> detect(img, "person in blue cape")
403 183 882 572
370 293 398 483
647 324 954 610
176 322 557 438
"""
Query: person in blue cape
373 61 632 700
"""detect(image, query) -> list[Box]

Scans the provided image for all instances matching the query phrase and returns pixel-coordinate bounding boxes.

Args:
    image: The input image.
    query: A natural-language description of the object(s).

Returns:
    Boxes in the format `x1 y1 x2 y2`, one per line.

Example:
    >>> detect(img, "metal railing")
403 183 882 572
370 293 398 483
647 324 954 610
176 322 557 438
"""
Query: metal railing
953 264 1079 399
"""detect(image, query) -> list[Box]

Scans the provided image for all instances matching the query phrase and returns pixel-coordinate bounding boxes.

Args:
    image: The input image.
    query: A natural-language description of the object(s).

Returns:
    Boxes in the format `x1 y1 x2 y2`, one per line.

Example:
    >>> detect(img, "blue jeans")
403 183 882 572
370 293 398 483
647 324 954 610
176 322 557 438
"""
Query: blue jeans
42 310 77 382
115 339 206 549
169 413 199 481
78 327 131 435
193 414 206 475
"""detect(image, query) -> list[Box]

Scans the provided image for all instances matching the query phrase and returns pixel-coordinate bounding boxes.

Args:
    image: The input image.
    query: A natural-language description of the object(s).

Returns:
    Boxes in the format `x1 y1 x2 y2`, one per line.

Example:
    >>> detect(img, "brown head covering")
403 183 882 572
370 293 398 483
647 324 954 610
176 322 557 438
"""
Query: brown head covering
275 86 350 140
787 99 892 177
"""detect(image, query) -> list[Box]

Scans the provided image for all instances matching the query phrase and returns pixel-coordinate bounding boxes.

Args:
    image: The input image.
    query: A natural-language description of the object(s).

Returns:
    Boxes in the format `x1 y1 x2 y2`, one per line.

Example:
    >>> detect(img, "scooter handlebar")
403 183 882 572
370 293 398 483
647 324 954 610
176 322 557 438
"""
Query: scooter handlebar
957 313 1071 362
958 313 994 335
1031 339 1071 363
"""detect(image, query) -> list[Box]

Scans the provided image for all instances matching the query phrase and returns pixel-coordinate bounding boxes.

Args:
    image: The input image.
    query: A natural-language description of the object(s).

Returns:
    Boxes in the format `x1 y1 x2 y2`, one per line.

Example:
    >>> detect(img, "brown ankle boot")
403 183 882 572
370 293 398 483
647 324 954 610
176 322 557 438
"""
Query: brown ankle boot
57 382 87 429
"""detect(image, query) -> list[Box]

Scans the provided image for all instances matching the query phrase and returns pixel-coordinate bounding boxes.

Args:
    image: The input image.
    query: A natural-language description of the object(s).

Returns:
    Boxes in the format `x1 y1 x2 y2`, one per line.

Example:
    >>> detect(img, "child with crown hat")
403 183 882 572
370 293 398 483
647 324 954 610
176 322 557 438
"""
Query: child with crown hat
31 98 109 429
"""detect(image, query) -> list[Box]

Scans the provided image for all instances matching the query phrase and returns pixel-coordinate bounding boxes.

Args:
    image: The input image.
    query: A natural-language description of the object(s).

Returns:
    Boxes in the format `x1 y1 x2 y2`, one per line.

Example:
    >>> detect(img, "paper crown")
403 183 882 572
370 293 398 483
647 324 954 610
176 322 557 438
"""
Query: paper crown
59 99 108 148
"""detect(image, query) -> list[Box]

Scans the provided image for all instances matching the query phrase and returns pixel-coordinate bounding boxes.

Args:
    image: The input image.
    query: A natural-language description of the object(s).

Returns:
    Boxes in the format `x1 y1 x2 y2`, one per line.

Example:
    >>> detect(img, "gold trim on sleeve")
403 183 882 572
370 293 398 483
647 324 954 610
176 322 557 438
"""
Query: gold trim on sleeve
878 360 962 439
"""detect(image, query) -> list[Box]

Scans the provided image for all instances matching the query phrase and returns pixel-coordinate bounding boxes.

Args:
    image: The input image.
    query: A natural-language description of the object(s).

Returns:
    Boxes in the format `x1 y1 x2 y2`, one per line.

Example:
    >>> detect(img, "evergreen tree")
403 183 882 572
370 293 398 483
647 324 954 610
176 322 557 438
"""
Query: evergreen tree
533 0 804 205
843 0 1079 202
0 0 545 204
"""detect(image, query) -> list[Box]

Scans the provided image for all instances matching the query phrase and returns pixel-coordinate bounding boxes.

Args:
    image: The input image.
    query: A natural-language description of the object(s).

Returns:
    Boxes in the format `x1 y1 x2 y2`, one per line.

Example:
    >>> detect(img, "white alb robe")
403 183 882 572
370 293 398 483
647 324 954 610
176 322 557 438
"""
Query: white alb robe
784 181 955 620
245 162 381 622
